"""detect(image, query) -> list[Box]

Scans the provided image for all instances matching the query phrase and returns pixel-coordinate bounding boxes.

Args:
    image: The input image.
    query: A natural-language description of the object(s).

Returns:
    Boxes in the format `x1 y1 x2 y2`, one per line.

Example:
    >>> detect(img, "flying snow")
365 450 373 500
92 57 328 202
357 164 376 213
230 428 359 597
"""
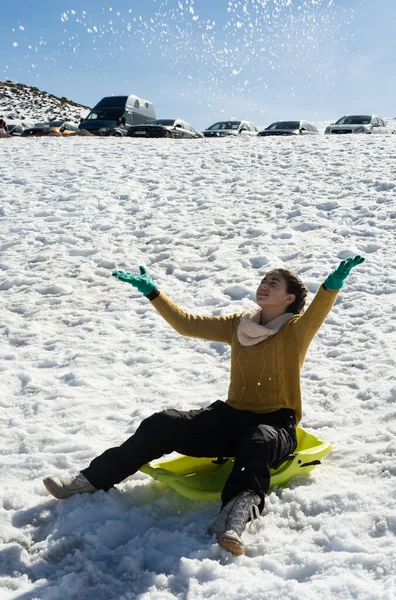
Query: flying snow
6 0 354 111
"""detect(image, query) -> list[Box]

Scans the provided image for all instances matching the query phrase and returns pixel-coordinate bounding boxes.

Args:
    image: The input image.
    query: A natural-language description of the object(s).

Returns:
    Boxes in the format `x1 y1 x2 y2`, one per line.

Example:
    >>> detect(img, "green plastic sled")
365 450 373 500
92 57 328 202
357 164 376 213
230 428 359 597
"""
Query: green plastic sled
139 427 332 501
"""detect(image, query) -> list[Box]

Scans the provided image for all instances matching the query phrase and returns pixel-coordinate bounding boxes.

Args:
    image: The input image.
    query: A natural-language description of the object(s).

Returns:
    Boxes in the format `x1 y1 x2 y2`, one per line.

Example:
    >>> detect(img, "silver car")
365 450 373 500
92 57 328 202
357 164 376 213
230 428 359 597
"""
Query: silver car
258 120 319 136
202 120 259 137
325 114 392 135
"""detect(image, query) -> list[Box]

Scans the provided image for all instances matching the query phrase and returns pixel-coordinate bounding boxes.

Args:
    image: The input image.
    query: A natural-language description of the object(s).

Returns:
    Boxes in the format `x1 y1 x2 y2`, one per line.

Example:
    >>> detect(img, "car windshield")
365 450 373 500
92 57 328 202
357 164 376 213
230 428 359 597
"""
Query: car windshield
266 121 300 130
150 120 176 126
94 96 128 109
35 120 64 127
335 115 372 125
86 109 123 121
207 121 241 130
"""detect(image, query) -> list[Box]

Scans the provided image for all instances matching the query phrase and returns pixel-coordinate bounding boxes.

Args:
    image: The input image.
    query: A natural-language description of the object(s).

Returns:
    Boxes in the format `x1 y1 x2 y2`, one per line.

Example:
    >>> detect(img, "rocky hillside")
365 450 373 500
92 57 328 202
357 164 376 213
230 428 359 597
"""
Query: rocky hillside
0 81 91 125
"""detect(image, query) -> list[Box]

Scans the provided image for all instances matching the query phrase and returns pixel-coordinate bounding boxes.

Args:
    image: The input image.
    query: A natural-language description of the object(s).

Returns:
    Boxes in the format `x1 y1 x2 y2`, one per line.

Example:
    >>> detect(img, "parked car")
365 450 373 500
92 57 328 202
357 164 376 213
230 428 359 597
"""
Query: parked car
127 119 203 139
325 115 392 135
21 120 78 137
202 120 259 137
79 95 156 136
258 120 319 136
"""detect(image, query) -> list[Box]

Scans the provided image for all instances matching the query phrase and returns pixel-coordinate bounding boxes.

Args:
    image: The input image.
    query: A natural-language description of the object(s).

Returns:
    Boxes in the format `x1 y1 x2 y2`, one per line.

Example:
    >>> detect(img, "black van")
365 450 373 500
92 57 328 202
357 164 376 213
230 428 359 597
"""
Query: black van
78 95 156 136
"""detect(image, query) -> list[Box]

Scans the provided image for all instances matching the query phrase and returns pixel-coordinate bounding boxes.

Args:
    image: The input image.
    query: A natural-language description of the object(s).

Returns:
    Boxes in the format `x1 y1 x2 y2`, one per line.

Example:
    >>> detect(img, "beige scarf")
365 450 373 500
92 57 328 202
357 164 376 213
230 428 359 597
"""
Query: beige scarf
237 308 294 346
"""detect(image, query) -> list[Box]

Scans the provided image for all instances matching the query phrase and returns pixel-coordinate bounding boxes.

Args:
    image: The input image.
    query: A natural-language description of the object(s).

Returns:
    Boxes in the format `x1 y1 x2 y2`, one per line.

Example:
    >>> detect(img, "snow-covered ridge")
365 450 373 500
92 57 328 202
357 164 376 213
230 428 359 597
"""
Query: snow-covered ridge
0 80 90 125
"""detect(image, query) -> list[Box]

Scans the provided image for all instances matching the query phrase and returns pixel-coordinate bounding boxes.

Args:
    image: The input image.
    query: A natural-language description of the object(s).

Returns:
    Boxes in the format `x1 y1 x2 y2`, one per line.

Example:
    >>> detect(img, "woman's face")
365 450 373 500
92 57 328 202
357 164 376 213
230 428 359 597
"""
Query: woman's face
256 270 295 311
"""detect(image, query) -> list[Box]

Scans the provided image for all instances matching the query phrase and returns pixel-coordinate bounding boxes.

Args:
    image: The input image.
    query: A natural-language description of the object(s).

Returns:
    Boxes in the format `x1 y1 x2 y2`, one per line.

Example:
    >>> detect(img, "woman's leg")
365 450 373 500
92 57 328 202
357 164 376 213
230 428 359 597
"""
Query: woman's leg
82 400 236 491
214 413 297 555
221 418 297 511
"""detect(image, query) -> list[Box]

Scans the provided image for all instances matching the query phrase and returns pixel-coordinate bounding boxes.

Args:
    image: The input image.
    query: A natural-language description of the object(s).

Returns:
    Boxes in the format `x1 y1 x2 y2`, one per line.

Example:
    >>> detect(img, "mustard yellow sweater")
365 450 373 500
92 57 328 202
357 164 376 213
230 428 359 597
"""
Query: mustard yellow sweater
151 285 339 423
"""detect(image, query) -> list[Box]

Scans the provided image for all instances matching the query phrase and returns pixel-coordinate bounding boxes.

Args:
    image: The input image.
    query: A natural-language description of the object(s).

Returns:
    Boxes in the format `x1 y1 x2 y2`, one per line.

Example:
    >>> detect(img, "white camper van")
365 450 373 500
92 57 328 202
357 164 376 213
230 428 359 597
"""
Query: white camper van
78 95 156 136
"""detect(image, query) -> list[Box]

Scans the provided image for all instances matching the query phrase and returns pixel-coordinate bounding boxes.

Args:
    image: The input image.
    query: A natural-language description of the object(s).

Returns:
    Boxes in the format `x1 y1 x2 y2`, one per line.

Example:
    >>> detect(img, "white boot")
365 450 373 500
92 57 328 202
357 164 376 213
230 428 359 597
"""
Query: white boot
43 474 97 499
213 491 260 556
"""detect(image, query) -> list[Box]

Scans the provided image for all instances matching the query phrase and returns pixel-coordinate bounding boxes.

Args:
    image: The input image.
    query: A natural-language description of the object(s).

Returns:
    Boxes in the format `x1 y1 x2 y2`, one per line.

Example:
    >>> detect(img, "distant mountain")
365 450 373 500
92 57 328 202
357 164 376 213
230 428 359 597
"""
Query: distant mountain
0 81 91 125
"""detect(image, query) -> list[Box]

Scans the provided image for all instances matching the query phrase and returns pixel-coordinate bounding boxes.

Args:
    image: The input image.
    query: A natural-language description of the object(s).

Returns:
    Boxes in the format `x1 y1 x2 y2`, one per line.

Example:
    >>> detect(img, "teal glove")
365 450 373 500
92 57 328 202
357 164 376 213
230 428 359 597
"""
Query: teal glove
323 256 365 290
112 266 156 296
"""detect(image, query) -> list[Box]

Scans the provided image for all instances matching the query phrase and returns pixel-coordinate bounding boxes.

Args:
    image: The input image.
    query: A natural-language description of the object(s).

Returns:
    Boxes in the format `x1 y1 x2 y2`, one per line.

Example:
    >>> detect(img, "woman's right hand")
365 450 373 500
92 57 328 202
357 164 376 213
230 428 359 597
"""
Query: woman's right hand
112 266 156 296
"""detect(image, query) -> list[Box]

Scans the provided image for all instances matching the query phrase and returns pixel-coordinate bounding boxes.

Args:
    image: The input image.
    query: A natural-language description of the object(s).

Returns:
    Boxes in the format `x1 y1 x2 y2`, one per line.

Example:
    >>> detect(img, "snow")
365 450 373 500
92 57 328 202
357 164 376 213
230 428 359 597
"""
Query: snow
1 134 396 599
0 81 90 127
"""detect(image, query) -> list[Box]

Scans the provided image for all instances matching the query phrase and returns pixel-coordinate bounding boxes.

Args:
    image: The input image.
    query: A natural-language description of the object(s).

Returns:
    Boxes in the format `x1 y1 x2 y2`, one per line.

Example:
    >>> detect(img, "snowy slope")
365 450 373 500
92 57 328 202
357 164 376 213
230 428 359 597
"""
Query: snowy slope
0 135 395 600
0 81 90 126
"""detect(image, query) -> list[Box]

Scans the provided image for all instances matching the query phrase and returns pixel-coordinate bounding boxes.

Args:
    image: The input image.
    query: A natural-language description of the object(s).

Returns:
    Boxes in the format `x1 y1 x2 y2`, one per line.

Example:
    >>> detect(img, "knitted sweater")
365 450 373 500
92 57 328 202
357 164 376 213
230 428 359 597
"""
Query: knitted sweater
150 285 339 423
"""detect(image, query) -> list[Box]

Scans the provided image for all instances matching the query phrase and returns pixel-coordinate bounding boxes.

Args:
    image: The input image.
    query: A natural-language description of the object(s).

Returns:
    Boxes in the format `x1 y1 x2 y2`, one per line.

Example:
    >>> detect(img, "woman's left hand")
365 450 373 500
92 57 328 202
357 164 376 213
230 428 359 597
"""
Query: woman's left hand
324 256 365 290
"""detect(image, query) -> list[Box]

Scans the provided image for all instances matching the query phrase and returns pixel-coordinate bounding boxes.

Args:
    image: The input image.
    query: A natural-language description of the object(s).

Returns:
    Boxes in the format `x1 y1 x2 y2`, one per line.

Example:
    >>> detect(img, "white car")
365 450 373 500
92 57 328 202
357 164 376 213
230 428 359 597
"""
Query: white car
202 120 259 137
325 114 392 135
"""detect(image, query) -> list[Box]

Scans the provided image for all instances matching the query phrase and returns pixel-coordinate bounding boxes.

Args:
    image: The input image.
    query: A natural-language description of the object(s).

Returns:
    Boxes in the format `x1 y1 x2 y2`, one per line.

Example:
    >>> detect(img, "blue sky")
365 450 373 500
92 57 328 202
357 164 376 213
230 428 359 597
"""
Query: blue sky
1 0 395 129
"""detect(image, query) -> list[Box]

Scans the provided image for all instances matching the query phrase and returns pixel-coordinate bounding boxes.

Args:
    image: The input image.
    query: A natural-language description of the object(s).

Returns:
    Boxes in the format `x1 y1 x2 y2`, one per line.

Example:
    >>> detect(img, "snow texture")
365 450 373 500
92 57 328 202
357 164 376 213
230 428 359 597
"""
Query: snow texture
0 81 90 127
1 133 396 599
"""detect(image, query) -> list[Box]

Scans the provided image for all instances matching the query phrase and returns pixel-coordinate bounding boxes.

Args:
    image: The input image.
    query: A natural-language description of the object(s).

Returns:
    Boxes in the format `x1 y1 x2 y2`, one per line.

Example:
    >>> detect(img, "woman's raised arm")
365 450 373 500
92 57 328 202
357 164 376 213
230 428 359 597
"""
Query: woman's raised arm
289 255 365 348
112 266 236 344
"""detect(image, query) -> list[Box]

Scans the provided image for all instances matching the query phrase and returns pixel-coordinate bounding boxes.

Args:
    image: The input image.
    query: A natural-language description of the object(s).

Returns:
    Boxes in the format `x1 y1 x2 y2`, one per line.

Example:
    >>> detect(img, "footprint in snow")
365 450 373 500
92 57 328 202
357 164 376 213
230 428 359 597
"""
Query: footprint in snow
223 284 252 300
249 256 271 269
293 222 320 232
69 249 98 257
35 285 72 296
360 244 381 253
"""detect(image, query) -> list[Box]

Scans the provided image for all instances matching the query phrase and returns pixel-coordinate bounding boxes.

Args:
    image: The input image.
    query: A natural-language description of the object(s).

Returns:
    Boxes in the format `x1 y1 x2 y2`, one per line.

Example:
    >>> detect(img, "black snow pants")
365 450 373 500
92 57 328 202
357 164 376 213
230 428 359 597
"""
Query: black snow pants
82 400 297 511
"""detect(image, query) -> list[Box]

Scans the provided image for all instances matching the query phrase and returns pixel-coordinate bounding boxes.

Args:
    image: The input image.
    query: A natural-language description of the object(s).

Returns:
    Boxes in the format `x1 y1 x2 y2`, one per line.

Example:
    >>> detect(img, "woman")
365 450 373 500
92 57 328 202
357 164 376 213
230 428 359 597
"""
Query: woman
44 256 364 556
